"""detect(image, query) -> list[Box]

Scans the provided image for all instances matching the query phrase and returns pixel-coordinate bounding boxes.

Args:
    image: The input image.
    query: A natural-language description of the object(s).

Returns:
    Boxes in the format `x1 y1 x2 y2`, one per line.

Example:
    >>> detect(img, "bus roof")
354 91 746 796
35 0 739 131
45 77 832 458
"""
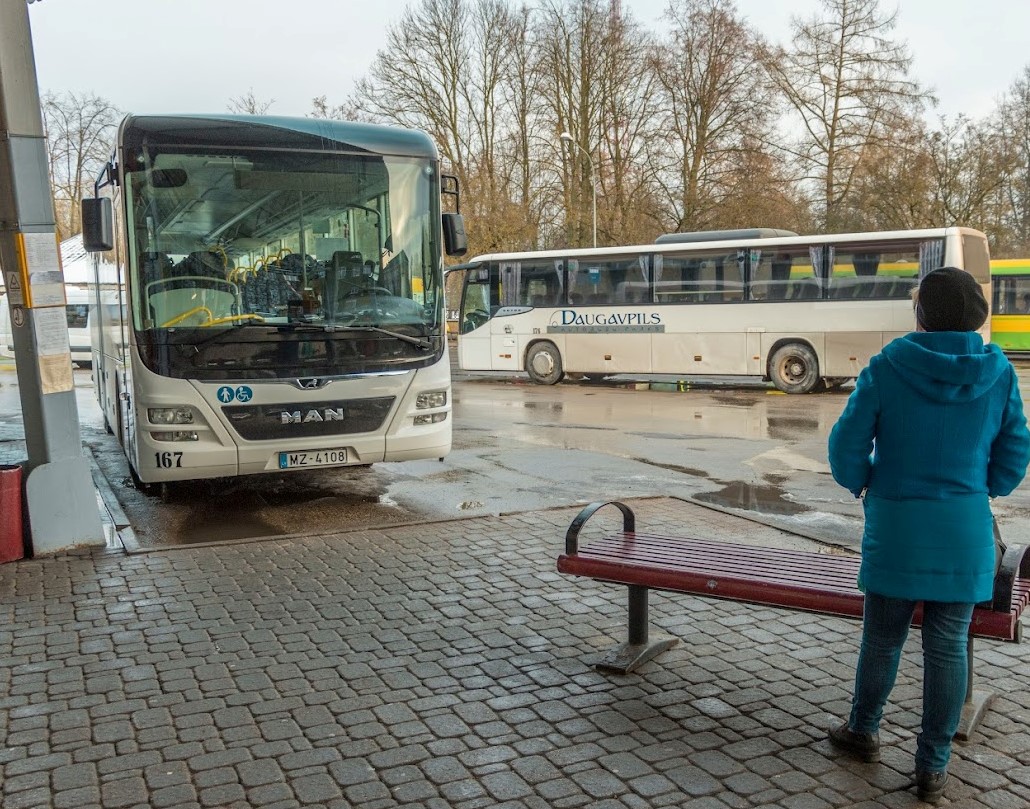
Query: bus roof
464 227 984 265
655 228 799 243
119 115 439 160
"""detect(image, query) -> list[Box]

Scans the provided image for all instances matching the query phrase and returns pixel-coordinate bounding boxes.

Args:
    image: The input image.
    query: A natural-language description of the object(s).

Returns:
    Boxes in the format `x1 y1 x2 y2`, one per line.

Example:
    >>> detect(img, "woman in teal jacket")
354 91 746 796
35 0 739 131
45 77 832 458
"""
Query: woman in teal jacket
827 267 1030 804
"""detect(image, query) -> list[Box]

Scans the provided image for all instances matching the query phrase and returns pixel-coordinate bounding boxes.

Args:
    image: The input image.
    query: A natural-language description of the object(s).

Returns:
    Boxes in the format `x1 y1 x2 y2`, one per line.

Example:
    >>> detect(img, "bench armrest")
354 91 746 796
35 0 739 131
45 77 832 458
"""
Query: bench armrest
993 543 1029 613
566 501 636 554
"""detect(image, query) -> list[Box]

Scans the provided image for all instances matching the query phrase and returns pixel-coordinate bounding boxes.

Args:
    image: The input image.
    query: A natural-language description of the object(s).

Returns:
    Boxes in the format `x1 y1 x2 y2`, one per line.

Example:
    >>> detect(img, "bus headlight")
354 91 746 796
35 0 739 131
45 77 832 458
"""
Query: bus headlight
152 430 199 442
416 391 447 409
148 407 194 424
414 412 448 426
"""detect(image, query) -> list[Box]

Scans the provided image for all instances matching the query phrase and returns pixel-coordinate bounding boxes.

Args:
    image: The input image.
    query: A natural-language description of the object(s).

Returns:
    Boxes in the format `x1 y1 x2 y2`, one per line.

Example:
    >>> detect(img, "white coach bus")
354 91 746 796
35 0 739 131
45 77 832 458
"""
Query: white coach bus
81 114 466 497
452 227 991 393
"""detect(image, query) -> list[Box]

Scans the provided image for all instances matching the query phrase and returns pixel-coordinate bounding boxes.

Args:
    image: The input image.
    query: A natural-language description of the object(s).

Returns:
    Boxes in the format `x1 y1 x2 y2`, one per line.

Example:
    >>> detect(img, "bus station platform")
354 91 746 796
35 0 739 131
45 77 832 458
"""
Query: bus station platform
2 495 1028 809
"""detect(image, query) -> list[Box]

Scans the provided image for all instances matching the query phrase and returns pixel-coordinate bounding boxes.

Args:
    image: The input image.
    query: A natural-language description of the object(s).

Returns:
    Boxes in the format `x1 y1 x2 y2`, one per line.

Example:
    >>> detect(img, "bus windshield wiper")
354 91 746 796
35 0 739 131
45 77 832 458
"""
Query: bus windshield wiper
290 322 434 350
187 319 258 349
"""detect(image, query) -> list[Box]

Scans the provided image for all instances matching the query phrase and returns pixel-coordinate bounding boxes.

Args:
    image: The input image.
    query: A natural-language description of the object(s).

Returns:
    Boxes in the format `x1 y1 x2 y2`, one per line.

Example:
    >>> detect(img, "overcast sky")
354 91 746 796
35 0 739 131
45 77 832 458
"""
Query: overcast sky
26 0 1028 123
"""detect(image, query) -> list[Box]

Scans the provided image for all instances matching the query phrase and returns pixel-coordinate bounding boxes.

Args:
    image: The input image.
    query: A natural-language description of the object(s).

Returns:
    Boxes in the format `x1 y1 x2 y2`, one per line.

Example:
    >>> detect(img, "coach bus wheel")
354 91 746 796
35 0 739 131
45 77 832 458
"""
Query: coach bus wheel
770 343 820 394
526 342 565 385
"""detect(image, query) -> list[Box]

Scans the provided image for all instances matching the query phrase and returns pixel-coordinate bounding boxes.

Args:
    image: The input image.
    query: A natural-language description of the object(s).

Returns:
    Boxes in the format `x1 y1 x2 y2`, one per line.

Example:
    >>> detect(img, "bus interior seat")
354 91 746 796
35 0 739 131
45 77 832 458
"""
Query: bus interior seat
177 251 232 280
792 279 821 300
141 252 174 285
324 251 364 317
830 278 858 299
616 282 647 303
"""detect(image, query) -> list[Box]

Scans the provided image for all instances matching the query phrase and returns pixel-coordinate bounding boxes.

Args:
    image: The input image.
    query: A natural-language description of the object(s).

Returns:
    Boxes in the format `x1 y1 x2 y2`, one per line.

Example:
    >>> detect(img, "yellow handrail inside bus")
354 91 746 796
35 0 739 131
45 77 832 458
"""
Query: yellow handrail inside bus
160 309 265 328
204 314 265 327
162 306 214 327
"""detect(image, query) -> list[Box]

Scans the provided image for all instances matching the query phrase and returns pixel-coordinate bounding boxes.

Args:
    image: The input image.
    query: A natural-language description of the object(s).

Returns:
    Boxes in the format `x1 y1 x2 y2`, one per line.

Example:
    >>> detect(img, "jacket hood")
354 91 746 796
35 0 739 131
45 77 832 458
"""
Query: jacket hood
882 331 1010 403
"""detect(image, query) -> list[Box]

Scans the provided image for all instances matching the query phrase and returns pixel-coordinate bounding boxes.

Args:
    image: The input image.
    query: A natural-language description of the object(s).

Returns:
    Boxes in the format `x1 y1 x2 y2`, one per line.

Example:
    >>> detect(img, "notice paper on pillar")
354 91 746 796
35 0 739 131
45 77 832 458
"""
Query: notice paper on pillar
32 306 73 394
16 232 66 307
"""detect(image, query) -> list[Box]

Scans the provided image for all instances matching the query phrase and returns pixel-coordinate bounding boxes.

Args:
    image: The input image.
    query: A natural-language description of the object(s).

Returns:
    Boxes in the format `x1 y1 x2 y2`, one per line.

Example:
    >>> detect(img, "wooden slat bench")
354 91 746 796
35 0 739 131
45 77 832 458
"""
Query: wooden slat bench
557 501 1030 739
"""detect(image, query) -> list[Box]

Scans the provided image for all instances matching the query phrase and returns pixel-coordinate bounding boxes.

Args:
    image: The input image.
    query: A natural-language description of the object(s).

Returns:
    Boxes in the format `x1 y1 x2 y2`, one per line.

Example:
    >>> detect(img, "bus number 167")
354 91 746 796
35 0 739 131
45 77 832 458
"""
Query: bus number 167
155 452 183 469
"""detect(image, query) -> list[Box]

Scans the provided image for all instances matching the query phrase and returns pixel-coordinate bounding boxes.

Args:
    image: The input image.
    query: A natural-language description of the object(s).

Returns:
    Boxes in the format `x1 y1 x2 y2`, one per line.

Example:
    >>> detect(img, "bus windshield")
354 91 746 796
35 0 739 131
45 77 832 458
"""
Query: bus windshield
126 148 439 338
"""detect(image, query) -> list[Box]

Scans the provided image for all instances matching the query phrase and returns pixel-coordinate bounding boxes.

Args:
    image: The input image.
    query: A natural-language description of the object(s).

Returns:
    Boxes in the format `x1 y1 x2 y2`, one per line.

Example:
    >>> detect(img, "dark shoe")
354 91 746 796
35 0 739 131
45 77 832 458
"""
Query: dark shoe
828 721 880 762
916 770 948 804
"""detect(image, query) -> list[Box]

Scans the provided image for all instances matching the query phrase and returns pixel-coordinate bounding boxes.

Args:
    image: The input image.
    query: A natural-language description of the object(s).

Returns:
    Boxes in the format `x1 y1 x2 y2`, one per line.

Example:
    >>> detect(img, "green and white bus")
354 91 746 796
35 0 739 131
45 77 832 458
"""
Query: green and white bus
990 259 1030 353
82 115 466 496
454 227 990 393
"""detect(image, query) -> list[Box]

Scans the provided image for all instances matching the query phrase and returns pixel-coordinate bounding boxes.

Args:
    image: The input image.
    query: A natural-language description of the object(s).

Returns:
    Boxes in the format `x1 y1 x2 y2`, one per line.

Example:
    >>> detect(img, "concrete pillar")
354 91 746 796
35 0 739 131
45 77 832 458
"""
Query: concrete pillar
0 0 104 554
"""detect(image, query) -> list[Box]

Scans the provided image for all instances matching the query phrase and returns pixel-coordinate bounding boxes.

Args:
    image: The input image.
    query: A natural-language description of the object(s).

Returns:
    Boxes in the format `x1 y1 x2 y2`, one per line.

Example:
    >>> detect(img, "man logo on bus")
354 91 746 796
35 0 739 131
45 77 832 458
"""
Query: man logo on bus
550 310 662 327
281 408 346 424
217 386 235 403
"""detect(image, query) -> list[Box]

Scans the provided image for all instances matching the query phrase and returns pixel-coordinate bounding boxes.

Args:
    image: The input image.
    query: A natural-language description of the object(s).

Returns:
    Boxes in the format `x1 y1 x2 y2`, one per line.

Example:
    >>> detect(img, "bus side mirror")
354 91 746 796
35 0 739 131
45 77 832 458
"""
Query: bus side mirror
81 198 114 252
442 213 467 257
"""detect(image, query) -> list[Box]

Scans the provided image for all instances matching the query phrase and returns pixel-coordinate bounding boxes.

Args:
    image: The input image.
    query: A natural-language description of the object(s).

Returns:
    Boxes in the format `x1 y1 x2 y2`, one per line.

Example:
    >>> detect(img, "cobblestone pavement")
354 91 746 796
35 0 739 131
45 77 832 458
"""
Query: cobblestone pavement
2 497 1029 809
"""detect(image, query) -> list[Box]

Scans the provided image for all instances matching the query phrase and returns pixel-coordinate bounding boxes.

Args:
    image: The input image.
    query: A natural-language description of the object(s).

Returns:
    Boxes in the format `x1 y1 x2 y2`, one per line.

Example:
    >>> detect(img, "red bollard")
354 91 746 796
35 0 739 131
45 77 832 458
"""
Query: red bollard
0 464 25 563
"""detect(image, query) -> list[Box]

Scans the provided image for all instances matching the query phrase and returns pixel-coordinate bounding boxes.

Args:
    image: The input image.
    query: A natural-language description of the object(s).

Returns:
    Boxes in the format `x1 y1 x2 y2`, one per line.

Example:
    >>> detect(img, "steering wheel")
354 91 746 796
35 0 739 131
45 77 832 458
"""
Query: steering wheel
464 309 490 329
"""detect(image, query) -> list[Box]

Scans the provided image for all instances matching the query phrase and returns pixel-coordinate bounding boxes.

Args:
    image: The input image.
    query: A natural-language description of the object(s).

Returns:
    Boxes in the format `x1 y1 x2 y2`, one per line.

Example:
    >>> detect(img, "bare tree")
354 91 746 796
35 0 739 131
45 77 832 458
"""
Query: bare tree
764 0 931 231
595 4 664 244
228 89 274 114
651 0 777 232
843 118 937 230
40 91 120 241
327 0 549 255
925 116 1014 234
346 0 473 184
535 0 661 246
997 66 1030 255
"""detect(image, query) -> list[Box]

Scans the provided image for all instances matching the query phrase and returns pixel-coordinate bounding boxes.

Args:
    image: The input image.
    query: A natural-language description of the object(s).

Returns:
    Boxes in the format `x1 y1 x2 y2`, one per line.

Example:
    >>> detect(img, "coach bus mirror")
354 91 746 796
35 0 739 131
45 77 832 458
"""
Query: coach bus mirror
442 213 467 257
149 168 188 188
81 198 114 252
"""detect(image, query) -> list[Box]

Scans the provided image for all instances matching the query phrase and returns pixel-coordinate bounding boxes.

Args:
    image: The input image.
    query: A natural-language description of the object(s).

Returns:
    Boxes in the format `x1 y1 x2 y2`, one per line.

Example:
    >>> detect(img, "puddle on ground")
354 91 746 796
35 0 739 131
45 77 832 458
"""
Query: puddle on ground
522 401 564 412
632 458 713 479
766 414 821 441
693 480 810 516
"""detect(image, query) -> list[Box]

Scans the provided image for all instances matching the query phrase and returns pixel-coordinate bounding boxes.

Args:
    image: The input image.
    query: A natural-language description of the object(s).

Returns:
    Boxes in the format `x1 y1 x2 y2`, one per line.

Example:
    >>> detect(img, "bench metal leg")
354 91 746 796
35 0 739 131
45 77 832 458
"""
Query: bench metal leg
595 585 678 674
956 635 994 741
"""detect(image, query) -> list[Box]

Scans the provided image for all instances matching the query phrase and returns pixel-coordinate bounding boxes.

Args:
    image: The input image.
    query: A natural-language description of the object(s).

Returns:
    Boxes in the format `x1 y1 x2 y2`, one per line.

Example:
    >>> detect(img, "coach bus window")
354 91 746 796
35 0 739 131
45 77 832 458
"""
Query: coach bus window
994 276 1030 314
828 240 923 300
656 250 744 303
461 268 494 333
523 260 564 307
567 254 647 305
749 246 818 301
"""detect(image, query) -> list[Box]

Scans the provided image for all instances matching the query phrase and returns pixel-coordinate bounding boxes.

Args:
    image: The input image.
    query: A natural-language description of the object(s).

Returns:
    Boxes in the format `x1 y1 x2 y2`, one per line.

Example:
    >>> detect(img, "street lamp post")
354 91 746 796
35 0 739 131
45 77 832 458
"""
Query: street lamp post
559 132 596 248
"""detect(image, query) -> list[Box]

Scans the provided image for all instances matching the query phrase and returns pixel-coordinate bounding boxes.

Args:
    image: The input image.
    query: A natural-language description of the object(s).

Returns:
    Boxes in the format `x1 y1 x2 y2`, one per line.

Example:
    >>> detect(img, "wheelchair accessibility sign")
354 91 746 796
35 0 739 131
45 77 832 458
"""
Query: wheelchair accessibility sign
217 385 254 403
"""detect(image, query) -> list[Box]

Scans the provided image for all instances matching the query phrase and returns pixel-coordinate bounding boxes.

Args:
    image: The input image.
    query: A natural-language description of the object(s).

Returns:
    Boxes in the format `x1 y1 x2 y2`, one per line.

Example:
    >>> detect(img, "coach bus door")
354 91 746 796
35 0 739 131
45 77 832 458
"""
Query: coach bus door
488 263 521 372
457 265 494 370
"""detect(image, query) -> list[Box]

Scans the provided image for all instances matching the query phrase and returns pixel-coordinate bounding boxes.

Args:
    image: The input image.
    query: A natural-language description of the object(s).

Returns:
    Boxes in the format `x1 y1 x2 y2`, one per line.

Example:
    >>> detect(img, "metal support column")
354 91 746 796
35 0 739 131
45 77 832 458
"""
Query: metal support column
0 0 103 554
595 586 678 674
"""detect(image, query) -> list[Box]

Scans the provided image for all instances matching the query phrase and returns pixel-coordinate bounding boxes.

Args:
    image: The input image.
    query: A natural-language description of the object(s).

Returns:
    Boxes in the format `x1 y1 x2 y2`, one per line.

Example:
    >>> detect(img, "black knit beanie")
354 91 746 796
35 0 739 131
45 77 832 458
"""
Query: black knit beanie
915 267 988 332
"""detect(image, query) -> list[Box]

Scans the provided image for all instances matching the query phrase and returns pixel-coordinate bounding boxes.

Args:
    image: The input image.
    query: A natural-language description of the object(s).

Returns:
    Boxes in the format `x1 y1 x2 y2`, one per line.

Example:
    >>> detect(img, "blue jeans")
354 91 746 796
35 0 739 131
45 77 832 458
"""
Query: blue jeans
848 593 974 772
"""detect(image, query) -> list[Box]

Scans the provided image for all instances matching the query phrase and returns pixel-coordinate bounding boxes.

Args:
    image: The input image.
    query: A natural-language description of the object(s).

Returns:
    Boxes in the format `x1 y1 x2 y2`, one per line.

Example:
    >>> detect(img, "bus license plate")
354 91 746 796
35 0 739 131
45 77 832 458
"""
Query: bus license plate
278 448 348 469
